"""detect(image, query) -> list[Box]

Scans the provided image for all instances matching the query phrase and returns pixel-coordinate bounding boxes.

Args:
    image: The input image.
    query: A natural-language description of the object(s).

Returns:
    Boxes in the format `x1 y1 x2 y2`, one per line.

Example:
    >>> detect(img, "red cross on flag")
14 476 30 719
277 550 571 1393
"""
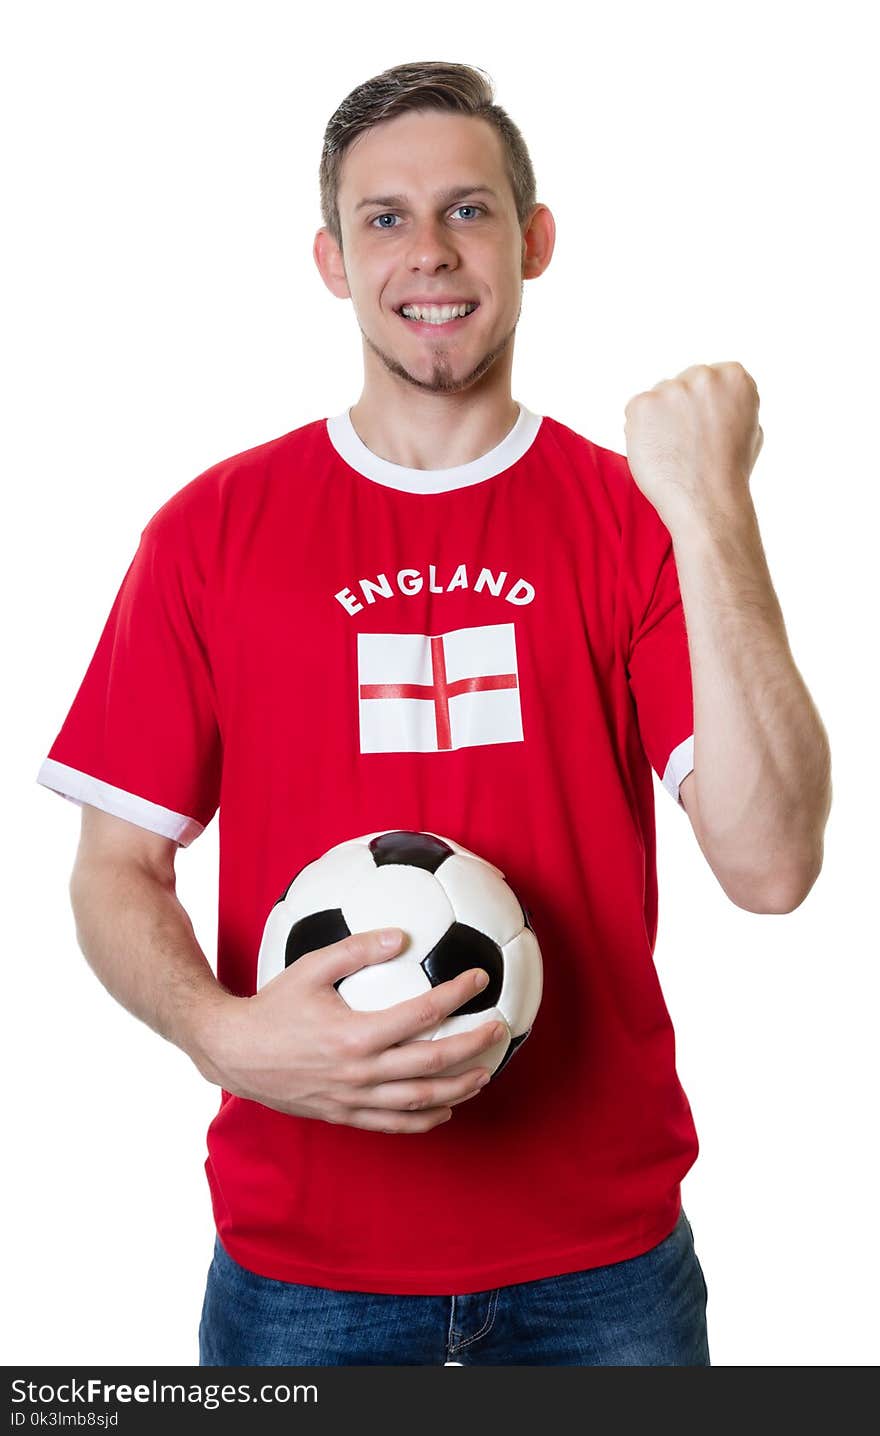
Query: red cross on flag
357 623 524 753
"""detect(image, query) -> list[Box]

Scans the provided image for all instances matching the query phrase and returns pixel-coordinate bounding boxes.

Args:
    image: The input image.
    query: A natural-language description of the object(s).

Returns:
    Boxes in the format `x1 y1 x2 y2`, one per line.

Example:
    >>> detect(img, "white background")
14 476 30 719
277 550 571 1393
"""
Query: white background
4 0 877 1367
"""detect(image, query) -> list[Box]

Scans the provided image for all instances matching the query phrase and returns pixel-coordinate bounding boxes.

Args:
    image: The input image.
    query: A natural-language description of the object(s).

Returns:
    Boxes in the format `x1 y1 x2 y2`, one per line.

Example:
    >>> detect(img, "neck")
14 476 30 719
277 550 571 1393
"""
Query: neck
348 363 519 472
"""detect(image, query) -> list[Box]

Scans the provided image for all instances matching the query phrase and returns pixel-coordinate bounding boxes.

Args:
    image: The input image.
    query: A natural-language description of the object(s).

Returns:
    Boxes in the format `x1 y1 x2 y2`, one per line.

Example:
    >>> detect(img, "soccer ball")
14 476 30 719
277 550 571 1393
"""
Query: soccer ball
256 829 543 1080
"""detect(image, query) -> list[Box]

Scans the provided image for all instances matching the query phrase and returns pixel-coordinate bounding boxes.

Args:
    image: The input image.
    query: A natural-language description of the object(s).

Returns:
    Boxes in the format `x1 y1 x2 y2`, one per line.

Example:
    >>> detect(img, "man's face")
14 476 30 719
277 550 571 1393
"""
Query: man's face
331 110 533 395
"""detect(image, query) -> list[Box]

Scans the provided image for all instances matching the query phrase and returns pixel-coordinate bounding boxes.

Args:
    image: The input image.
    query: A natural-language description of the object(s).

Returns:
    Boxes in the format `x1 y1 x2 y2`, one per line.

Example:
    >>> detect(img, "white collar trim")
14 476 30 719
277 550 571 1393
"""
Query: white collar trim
325 402 543 493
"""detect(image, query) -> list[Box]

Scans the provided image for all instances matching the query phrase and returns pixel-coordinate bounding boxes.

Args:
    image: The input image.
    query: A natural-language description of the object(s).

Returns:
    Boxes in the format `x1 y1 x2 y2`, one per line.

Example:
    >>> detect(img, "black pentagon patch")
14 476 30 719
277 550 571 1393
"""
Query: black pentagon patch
421 923 503 1014
492 1027 531 1079
370 830 453 873
285 909 351 968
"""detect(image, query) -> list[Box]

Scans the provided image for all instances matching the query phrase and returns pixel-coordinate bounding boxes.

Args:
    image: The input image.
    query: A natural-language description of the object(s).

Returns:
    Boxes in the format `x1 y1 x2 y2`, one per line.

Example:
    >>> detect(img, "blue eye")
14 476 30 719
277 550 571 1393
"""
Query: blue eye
370 205 483 229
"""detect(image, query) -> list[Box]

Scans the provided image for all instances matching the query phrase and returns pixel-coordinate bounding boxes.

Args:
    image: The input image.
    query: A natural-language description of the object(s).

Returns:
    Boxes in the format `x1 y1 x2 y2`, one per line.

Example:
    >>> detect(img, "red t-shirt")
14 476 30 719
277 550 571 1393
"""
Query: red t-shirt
36 402 699 1295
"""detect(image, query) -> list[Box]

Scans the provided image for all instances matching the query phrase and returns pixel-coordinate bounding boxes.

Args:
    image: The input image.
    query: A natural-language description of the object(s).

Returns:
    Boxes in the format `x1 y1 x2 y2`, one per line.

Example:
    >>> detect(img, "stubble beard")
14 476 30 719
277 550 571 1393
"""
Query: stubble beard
359 285 523 395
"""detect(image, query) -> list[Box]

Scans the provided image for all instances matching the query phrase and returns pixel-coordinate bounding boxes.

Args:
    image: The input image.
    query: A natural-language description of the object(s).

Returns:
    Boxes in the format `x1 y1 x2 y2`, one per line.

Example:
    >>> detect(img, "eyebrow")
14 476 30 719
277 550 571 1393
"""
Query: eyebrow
355 185 498 212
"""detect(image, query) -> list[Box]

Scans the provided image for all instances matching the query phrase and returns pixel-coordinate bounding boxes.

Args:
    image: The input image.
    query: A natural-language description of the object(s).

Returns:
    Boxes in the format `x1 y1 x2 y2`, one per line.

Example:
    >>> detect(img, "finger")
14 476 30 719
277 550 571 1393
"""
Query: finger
365 1016 506 1085
302 927 406 988
351 1065 492 1114
346 1106 455 1134
356 965 494 1053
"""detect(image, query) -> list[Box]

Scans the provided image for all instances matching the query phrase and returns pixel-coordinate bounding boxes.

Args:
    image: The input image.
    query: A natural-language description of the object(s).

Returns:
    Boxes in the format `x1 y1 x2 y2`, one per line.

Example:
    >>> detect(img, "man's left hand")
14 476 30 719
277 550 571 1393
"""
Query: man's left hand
624 361 764 529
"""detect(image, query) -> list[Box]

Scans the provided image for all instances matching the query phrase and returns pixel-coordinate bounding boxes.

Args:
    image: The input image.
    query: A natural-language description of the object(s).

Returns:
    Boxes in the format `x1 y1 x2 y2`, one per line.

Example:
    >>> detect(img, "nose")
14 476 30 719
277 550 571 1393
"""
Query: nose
405 216 460 273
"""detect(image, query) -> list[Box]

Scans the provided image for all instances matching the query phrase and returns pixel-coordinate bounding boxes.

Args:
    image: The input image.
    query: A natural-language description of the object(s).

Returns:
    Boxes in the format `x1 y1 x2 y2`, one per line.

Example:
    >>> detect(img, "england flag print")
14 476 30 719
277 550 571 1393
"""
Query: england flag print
357 623 524 753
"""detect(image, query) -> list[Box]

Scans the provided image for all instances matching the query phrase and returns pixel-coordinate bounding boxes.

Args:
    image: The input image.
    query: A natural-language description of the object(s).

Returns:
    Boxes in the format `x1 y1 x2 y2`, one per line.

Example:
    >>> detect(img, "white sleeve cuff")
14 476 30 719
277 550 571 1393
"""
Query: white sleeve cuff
35 758 205 847
662 734 695 808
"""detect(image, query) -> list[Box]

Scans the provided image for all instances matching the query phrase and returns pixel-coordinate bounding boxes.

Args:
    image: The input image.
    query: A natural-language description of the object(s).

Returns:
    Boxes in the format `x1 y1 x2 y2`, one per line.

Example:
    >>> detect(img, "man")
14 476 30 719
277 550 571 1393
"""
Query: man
36 60 831 1366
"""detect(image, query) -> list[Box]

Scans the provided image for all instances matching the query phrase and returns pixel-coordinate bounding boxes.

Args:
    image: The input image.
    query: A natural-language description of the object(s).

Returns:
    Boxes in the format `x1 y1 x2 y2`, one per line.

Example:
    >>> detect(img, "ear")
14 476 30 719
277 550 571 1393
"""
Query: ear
522 204 556 282
313 227 351 300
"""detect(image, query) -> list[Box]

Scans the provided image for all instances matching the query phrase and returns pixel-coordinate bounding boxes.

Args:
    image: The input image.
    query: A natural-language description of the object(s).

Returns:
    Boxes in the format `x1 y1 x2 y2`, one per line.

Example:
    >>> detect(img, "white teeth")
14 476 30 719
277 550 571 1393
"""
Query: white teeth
400 302 477 323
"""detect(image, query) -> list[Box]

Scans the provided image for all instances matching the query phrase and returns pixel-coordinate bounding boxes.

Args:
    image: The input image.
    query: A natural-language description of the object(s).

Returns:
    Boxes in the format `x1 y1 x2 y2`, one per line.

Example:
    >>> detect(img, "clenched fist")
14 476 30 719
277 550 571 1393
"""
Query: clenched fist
624 361 764 529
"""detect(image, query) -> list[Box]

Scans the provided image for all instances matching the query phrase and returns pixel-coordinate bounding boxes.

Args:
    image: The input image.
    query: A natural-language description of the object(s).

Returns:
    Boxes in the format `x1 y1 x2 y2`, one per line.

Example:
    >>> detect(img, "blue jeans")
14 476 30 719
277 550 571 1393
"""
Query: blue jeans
198 1206 710 1366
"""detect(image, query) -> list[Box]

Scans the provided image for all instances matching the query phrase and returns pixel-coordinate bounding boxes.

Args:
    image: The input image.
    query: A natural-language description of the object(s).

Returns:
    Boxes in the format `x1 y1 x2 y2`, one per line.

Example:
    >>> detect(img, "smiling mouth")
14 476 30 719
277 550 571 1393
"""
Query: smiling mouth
395 303 480 328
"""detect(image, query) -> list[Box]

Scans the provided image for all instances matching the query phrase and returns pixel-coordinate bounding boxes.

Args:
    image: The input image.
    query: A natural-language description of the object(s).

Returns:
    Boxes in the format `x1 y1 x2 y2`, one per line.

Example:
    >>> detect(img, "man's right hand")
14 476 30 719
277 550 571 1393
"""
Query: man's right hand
200 929 506 1132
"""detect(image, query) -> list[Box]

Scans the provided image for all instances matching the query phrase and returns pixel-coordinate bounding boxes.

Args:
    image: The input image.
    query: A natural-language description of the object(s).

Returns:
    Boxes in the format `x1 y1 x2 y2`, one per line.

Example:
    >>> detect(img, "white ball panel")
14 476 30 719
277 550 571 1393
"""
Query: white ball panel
433 853 524 946
498 928 543 1037
337 956 432 1012
256 899 297 989
282 841 375 922
341 866 454 962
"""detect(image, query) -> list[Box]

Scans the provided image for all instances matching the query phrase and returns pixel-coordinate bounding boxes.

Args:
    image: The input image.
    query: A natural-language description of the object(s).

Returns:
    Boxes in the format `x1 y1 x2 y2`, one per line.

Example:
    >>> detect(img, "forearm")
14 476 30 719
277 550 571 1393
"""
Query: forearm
69 860 234 1081
670 499 832 904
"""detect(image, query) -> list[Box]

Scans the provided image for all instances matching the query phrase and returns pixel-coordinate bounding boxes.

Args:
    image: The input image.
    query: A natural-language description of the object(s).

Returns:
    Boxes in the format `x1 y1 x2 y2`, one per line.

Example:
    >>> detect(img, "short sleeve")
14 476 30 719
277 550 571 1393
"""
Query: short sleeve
36 502 222 847
623 484 695 808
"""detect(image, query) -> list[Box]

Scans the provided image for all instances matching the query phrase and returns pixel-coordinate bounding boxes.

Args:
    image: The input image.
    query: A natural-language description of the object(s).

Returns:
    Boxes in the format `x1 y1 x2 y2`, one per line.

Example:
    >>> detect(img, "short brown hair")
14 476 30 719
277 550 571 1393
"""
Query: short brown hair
319 60 537 251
